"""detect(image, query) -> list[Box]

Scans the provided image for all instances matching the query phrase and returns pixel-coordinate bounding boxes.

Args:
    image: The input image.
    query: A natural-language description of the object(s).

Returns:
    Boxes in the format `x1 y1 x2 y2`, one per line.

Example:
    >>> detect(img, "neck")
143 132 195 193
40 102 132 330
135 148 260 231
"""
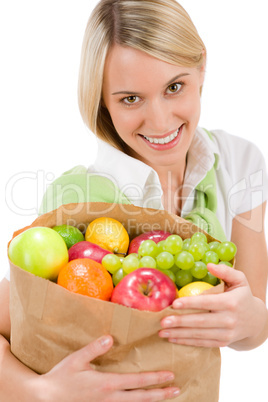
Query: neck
128 147 188 214
154 154 186 186
154 160 187 216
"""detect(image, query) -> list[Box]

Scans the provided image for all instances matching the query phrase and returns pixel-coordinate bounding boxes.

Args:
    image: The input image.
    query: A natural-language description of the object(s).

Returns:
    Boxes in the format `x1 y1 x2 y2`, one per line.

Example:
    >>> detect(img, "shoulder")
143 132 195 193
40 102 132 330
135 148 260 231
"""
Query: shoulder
38 165 130 215
208 129 268 215
210 129 262 157
209 129 267 180
60 165 88 175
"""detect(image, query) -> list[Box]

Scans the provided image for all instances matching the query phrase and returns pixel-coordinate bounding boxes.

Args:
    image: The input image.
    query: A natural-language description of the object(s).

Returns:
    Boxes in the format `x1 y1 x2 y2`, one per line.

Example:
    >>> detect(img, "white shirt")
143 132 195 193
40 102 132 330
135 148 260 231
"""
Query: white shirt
88 127 268 241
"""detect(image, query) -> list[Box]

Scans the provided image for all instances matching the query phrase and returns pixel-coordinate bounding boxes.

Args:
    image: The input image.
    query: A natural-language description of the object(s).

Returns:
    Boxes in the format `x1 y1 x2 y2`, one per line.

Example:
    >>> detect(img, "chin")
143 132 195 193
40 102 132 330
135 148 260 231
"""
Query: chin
145 149 187 171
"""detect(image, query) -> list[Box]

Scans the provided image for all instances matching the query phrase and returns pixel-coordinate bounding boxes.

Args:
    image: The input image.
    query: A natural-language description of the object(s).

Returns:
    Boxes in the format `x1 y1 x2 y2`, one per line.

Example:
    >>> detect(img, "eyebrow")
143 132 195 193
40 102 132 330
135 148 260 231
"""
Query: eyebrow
111 73 190 95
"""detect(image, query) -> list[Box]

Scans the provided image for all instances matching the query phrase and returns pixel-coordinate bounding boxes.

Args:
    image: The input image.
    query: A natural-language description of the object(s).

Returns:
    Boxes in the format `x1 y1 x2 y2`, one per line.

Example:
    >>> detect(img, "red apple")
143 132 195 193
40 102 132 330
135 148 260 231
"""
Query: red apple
68 241 112 263
128 230 171 254
111 268 176 311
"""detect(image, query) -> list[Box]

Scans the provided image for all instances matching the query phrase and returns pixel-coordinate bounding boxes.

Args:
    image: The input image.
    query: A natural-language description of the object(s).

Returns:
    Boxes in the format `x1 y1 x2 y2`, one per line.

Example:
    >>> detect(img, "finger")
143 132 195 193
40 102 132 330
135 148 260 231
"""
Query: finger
161 311 223 329
113 387 180 401
167 336 227 348
106 371 176 391
68 335 113 370
207 263 248 287
172 291 230 312
159 326 230 344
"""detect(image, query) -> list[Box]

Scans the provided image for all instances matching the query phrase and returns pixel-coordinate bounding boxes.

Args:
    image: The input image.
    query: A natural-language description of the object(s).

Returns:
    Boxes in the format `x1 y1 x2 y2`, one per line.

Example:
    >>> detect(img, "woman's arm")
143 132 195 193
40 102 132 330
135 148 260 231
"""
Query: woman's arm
0 279 180 401
159 203 268 351
231 202 268 301
0 279 44 401
227 201 268 349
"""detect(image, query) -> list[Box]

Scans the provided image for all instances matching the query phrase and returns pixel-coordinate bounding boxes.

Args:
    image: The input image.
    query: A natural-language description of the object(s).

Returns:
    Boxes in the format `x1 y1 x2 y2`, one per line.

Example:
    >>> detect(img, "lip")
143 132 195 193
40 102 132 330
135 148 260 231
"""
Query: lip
139 125 184 151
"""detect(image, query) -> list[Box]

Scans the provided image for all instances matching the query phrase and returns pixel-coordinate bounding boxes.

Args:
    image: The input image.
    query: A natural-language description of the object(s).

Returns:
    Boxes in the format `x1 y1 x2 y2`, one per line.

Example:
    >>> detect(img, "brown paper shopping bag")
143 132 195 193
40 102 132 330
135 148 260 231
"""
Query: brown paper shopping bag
9 202 223 402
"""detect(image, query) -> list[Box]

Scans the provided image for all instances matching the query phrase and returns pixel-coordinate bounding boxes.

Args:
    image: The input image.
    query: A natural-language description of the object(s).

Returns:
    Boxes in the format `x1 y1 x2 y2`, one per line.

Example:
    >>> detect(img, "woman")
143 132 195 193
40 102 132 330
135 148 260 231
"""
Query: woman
77 0 268 349
1 0 267 400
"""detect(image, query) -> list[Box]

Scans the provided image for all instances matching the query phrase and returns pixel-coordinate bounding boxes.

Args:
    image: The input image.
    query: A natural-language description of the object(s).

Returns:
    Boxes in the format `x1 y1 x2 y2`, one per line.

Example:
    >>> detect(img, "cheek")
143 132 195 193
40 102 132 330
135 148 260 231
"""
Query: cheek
179 92 201 122
105 105 125 133
110 107 140 137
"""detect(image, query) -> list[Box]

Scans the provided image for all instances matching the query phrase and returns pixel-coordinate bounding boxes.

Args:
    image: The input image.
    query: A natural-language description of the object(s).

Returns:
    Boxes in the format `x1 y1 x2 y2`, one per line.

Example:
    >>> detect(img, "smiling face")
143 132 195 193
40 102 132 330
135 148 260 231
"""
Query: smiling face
102 44 205 173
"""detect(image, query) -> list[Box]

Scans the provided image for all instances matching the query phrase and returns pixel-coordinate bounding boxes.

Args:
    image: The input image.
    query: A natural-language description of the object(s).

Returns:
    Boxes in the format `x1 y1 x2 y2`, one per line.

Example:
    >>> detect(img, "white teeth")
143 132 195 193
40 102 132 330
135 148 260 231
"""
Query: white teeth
143 129 179 144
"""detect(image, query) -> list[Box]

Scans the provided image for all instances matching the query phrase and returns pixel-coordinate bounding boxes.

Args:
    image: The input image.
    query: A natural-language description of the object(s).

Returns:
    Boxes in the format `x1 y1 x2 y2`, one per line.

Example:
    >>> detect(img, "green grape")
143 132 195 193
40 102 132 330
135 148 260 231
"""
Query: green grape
128 252 139 258
174 251 195 270
204 243 210 252
202 250 219 265
122 254 140 274
216 241 237 261
208 241 220 251
175 269 193 288
219 261 233 267
182 238 191 251
170 264 180 274
139 256 157 269
112 268 126 286
155 240 166 256
191 261 208 279
118 255 125 264
102 253 122 274
191 277 201 282
127 252 139 258
163 234 183 255
156 251 174 270
138 240 157 258
188 242 207 261
203 272 219 286
190 232 208 244
160 269 176 282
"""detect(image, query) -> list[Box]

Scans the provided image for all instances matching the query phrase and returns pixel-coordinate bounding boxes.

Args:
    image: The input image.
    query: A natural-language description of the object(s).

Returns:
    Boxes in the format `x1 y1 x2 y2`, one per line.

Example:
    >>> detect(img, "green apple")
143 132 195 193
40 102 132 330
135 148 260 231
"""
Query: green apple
8 227 69 280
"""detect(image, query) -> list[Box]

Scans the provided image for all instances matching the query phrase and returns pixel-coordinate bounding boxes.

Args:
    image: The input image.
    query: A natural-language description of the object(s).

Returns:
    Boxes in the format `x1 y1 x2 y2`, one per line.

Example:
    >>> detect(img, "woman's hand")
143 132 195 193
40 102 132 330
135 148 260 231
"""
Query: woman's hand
40 335 180 402
159 263 268 349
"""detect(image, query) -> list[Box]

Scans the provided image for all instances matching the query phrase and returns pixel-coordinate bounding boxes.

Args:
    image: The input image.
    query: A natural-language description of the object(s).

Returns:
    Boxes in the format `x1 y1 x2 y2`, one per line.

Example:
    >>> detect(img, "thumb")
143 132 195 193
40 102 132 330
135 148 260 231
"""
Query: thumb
207 263 248 288
68 335 113 370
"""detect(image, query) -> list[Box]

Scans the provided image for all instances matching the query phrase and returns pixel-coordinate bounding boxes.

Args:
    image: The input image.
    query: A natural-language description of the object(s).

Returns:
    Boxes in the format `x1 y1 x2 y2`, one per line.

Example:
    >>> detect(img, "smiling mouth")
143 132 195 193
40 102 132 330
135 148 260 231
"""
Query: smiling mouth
141 128 180 145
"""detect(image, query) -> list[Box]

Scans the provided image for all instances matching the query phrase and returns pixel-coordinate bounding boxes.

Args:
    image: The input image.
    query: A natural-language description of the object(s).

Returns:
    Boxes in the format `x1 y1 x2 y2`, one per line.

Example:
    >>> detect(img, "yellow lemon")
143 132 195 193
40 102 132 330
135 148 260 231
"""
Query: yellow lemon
85 217 129 254
177 281 214 297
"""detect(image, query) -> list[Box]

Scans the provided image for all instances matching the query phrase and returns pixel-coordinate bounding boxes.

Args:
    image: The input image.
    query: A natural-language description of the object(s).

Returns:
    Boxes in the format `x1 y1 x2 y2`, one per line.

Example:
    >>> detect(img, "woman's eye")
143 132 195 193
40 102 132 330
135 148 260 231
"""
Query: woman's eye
123 96 139 105
166 83 182 94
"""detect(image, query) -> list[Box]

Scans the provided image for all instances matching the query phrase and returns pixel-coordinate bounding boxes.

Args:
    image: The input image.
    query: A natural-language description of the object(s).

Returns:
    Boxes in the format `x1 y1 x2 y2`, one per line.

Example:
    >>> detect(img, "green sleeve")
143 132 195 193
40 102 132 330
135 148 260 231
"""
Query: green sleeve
39 165 131 215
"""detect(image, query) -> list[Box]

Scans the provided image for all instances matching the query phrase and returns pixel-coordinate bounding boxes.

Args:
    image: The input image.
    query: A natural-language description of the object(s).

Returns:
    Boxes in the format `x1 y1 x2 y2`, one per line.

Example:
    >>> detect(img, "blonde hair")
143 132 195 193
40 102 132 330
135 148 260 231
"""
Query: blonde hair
78 0 206 152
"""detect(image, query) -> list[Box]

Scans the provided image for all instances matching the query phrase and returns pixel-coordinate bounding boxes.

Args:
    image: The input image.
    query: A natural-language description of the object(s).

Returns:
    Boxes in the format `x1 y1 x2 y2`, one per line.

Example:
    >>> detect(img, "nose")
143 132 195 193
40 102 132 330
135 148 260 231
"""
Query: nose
144 98 171 134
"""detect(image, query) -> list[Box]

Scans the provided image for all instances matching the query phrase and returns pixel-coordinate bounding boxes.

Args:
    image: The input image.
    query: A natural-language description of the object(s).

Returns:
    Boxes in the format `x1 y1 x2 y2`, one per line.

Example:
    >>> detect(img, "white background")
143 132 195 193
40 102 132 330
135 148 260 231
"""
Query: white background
0 1 267 401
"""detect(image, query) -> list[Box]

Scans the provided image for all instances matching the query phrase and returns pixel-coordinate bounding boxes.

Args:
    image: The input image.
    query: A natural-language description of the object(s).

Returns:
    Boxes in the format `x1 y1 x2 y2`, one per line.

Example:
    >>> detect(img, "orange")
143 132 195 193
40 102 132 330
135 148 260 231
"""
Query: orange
85 217 129 254
57 258 114 301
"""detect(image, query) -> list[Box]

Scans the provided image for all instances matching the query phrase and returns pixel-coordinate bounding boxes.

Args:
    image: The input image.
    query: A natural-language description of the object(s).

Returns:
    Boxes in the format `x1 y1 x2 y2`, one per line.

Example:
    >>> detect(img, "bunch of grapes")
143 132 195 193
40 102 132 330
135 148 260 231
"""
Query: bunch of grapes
102 233 237 288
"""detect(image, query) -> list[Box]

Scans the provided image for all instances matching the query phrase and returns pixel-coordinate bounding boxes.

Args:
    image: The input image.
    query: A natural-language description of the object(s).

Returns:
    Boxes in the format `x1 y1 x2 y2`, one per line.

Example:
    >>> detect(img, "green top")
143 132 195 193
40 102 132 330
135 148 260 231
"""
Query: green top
39 165 130 215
